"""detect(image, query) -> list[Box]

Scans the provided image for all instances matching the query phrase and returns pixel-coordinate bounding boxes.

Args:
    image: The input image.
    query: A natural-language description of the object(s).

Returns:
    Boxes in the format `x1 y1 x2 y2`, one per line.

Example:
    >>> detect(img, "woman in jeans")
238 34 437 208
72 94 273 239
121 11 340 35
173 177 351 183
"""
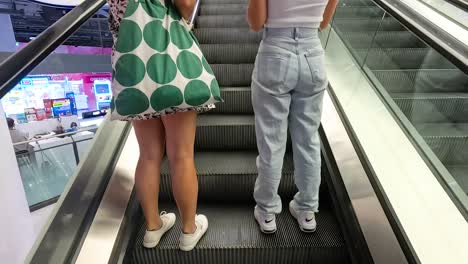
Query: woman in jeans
247 0 338 233
108 0 210 251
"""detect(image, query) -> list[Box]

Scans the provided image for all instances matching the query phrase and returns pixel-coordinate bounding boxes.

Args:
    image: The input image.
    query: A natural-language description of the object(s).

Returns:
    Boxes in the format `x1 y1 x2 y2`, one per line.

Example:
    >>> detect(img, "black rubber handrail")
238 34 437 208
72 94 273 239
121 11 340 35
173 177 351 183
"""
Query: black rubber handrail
0 0 106 99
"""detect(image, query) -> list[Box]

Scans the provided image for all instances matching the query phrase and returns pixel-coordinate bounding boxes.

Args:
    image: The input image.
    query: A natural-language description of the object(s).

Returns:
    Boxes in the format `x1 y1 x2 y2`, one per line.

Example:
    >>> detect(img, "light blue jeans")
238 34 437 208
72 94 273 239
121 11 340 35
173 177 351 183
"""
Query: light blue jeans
252 27 328 214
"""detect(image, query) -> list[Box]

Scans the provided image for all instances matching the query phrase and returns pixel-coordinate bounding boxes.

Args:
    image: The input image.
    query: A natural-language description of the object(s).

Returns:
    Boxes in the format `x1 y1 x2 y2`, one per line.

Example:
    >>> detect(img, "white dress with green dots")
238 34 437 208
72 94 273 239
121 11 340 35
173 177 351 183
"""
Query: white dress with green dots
108 0 220 121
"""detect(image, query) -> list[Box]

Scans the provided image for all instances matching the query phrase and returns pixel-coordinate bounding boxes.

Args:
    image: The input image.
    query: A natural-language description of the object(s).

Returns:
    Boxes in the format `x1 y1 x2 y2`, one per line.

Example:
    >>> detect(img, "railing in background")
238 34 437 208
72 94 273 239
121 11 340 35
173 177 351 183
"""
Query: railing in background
0 0 107 99
14 127 97 211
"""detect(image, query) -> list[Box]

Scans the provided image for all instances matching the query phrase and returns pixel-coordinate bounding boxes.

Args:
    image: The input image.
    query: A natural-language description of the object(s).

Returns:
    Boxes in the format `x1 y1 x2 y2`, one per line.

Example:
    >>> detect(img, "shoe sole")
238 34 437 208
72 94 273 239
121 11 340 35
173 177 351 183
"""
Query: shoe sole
254 215 277 234
142 221 176 248
289 205 317 233
179 223 209 251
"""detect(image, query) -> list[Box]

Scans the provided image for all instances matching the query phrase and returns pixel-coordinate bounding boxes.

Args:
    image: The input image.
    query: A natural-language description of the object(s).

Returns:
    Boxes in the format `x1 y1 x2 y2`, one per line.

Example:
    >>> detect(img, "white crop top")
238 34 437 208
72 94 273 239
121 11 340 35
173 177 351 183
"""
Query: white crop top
266 0 329 29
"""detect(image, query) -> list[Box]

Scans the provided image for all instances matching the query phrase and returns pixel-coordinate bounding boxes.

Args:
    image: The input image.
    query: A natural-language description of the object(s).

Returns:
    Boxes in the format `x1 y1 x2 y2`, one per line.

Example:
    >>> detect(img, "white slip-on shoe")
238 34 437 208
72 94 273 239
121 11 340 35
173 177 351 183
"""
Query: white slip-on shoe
254 206 277 234
143 211 176 248
289 200 317 233
179 214 209 251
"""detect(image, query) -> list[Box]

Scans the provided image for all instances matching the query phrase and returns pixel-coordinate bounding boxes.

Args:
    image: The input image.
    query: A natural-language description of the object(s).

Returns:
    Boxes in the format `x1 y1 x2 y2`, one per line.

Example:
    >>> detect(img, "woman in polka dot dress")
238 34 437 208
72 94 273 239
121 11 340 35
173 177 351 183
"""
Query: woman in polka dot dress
108 0 209 250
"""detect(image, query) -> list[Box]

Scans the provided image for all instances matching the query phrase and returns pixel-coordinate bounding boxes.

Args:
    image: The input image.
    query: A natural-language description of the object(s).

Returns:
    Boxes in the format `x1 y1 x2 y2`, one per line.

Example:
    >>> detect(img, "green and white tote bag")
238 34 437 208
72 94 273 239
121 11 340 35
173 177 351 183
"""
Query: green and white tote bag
111 0 222 121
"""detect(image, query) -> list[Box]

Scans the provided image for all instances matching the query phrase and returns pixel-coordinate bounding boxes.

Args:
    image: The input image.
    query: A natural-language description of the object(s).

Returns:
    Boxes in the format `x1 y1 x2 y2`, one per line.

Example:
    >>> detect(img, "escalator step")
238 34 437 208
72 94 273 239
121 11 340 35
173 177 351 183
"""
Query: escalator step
338 31 424 49
194 28 262 44
371 69 468 93
158 152 322 202
355 48 455 70
415 123 468 165
130 203 349 264
197 15 248 28
199 4 247 15
209 87 253 114
333 17 404 32
334 6 384 19
195 115 292 151
393 93 468 123
202 44 258 64
212 64 254 87
195 115 256 150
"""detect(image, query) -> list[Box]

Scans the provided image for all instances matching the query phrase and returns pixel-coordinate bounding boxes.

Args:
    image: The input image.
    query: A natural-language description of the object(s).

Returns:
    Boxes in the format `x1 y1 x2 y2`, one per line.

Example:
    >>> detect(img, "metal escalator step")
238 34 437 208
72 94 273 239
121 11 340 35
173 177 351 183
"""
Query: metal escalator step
338 31 424 50
415 123 468 165
371 69 468 93
197 15 248 28
333 17 404 32
369 49 453 70
130 203 349 264
195 115 256 150
209 87 253 114
357 48 455 70
334 6 384 19
200 4 247 15
212 64 254 87
194 28 262 44
392 93 468 123
159 152 301 202
201 44 258 64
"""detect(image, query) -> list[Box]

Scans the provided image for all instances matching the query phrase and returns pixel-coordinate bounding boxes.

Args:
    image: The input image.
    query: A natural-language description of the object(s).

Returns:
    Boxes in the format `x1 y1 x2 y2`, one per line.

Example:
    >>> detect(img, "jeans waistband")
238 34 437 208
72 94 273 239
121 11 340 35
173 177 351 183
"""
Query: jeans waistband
263 27 319 40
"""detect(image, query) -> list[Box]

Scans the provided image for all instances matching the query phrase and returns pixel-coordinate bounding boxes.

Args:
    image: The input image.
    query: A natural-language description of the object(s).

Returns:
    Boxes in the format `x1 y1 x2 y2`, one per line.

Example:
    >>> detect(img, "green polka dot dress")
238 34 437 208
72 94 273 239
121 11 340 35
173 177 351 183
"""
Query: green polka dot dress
108 0 222 121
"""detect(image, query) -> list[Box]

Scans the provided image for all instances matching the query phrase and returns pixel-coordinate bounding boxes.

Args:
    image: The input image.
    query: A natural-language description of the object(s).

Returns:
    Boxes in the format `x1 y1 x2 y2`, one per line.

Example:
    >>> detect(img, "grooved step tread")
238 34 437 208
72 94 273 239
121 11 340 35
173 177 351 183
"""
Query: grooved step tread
161 152 292 176
130 204 349 264
416 123 468 138
333 17 404 32
161 151 294 176
371 69 468 93
196 15 249 28
157 152 313 202
198 114 254 126
392 93 468 99
194 28 262 44
352 48 455 70
199 4 247 15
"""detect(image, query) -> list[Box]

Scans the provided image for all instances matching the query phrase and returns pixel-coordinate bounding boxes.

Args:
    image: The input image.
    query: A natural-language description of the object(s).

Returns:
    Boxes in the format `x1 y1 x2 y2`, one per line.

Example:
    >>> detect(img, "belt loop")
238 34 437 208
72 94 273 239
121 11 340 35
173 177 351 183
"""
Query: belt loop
293 28 297 40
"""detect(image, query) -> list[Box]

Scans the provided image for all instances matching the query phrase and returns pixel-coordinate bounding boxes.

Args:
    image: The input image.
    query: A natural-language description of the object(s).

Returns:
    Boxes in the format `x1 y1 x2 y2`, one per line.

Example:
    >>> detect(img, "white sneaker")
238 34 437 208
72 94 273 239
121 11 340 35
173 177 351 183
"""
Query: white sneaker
289 201 316 233
143 211 176 248
179 214 208 251
254 206 277 234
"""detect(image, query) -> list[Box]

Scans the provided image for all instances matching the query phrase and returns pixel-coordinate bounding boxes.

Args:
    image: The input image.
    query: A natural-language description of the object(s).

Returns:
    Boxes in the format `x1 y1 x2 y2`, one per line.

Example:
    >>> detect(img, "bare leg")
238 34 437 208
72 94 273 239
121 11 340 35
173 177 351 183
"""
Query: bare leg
133 119 166 230
162 111 198 234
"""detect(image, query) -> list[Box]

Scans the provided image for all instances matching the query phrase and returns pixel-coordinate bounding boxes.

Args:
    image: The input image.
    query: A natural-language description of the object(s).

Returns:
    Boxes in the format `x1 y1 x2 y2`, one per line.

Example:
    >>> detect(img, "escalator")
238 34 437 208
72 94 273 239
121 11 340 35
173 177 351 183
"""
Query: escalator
119 0 350 263
332 0 468 192
1 0 466 263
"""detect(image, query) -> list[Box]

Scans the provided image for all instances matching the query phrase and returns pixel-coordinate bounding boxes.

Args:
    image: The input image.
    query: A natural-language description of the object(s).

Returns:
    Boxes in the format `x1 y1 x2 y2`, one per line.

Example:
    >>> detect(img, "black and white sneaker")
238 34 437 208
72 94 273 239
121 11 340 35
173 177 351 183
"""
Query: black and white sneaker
289 201 317 233
254 206 277 234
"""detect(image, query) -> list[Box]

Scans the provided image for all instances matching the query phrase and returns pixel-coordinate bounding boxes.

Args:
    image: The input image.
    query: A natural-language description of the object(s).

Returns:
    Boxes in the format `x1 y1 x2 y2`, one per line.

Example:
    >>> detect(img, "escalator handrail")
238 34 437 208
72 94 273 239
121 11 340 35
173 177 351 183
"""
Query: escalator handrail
371 0 468 74
446 0 468 11
0 0 107 99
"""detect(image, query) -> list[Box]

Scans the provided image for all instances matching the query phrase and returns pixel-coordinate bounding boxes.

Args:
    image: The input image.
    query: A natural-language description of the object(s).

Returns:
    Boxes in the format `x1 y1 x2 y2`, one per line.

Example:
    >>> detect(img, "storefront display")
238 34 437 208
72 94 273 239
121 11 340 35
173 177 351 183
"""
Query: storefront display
1 72 112 119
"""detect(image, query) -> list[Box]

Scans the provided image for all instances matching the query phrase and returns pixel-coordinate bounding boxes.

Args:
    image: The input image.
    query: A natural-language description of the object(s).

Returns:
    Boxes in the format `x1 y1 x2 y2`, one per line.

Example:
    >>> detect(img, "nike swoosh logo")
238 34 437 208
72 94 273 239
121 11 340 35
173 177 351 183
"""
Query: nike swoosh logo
265 219 273 224
305 218 314 222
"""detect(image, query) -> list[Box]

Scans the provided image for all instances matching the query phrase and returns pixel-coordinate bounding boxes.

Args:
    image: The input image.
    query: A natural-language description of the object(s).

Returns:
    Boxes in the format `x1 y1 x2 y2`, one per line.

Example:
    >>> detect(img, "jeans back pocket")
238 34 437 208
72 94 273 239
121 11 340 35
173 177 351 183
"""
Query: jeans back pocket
304 50 328 91
256 53 291 91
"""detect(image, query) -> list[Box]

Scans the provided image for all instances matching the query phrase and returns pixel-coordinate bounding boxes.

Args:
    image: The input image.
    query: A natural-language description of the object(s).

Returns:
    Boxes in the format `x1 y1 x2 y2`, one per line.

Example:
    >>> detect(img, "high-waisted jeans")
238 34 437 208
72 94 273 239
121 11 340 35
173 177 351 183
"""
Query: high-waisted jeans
252 27 327 214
